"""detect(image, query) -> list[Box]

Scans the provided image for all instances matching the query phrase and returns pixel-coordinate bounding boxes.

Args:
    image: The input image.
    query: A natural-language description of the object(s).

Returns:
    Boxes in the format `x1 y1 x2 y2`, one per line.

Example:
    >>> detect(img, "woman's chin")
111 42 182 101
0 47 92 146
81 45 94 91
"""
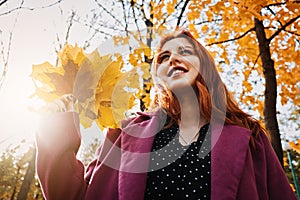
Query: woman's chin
168 82 197 95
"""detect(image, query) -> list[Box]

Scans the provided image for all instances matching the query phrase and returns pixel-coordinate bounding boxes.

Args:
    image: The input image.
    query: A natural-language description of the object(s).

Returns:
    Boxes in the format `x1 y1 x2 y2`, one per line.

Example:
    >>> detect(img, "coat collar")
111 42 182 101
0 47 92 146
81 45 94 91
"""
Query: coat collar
211 124 251 199
118 109 166 200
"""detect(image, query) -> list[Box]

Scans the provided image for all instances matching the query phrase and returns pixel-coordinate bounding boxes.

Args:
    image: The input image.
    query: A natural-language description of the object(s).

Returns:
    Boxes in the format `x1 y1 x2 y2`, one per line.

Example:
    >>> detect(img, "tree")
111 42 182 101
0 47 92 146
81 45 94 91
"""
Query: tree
188 0 299 164
31 0 300 165
0 143 43 200
17 147 36 200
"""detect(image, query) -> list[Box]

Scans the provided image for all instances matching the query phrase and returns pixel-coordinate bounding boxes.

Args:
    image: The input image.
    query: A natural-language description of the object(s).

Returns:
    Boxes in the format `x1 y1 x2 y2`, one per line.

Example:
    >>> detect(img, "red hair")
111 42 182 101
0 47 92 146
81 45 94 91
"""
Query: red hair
150 29 268 140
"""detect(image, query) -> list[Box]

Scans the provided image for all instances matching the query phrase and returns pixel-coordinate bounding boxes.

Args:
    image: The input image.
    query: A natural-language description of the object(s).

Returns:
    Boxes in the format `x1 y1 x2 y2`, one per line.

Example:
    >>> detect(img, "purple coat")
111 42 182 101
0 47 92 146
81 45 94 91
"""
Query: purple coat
36 111 297 200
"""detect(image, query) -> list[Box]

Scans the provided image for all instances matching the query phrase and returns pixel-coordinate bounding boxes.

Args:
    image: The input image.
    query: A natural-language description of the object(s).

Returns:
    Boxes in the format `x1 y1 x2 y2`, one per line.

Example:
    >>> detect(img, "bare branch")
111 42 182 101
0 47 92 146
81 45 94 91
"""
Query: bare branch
120 1 129 34
195 18 222 25
263 2 286 8
54 10 76 64
64 10 76 47
83 31 97 50
265 6 283 27
94 0 124 27
120 0 134 52
139 0 149 24
253 52 262 68
284 29 300 37
0 0 63 16
268 15 300 42
0 31 12 91
73 18 115 37
176 0 190 27
0 0 8 7
207 27 255 46
130 2 142 41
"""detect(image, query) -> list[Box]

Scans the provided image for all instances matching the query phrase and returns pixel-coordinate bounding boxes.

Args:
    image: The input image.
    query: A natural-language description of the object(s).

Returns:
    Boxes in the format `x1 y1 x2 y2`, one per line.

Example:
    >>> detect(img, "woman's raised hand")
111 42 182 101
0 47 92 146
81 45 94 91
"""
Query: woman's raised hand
41 94 77 114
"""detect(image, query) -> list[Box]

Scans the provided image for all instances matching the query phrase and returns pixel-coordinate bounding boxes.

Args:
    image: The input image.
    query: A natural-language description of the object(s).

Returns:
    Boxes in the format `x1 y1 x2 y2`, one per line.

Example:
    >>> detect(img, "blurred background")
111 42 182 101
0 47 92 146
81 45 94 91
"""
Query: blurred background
0 0 299 199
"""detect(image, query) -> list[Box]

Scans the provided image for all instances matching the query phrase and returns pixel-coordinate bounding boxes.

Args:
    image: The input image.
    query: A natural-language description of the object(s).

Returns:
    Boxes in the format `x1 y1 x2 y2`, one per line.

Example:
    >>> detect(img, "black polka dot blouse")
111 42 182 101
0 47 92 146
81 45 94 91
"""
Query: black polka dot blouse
144 123 211 200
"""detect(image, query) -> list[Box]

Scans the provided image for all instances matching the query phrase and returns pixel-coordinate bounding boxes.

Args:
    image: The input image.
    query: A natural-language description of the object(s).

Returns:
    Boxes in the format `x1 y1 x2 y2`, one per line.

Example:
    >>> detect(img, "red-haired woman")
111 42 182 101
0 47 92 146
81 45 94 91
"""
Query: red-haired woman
36 29 297 200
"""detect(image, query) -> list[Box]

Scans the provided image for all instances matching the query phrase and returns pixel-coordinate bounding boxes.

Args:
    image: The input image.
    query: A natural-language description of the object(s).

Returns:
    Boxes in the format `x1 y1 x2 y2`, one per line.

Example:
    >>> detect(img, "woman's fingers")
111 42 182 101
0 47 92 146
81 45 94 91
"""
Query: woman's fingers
40 94 77 114
64 94 77 111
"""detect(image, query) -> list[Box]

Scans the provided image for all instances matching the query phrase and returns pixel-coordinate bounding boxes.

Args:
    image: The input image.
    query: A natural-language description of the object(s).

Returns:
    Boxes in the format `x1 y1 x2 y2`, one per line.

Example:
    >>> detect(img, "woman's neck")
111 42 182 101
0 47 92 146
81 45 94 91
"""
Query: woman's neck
175 88 207 133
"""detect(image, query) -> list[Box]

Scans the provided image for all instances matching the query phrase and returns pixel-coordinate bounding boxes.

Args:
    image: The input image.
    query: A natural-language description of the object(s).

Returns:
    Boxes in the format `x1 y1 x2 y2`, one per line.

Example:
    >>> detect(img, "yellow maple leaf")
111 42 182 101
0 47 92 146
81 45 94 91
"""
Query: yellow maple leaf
94 56 128 129
31 45 85 101
73 51 114 128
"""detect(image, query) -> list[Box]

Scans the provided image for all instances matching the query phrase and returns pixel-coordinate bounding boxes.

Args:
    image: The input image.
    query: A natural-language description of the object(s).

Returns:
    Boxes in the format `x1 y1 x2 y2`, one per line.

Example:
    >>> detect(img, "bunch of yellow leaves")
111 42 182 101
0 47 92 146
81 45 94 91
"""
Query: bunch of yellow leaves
31 44 140 130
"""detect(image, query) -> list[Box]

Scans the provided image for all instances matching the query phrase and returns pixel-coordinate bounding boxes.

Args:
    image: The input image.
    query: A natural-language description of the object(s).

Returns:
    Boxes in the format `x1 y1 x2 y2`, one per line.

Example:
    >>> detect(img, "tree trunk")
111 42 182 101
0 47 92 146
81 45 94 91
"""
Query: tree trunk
139 3 154 111
254 18 283 165
17 147 36 200
10 166 21 200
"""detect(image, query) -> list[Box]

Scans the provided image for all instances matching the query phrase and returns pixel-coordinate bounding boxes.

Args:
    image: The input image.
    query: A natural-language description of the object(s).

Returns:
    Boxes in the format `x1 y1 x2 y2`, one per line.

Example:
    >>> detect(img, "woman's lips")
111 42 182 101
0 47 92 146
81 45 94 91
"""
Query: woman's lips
167 66 188 77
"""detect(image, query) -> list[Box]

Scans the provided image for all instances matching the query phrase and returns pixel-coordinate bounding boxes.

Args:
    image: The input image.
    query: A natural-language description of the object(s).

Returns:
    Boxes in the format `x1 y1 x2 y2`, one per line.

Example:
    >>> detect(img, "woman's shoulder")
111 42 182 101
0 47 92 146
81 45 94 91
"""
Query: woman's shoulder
214 123 270 150
121 108 167 128
213 123 252 140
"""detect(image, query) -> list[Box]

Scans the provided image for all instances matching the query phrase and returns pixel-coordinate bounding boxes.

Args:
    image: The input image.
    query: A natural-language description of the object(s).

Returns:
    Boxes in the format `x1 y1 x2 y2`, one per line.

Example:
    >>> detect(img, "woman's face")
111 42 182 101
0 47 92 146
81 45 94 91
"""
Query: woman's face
155 37 200 92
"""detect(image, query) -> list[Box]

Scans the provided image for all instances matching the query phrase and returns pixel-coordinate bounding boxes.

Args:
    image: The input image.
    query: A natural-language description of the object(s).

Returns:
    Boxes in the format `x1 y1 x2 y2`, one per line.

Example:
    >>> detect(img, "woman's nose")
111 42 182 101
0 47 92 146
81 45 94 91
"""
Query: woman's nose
169 52 181 66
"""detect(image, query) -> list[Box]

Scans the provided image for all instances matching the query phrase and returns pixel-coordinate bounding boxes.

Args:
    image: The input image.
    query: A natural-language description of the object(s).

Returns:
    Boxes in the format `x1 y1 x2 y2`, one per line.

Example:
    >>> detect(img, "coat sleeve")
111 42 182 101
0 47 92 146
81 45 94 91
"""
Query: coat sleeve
251 133 297 200
36 112 89 200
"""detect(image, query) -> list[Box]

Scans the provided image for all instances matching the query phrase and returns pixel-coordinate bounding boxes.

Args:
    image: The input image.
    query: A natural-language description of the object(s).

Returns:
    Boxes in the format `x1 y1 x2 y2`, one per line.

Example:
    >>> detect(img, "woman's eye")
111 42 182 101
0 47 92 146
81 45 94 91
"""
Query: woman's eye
180 49 192 55
157 54 169 63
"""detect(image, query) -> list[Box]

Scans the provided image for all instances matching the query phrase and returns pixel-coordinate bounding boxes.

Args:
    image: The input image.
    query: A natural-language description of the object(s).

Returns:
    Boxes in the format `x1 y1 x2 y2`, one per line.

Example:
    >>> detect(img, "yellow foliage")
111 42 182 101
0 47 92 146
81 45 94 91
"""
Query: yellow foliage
31 45 85 101
166 0 177 15
151 0 166 24
129 53 138 66
253 99 264 116
283 156 289 167
242 95 255 105
289 140 300 154
139 62 152 80
187 10 200 21
286 2 300 12
242 80 253 93
188 24 200 39
201 25 209 34
234 0 268 20
182 0 299 122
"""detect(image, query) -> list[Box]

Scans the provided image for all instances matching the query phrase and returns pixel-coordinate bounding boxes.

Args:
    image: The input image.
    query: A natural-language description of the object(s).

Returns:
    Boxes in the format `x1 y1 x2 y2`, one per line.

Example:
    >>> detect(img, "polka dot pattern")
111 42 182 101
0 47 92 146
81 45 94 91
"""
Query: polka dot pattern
144 123 211 200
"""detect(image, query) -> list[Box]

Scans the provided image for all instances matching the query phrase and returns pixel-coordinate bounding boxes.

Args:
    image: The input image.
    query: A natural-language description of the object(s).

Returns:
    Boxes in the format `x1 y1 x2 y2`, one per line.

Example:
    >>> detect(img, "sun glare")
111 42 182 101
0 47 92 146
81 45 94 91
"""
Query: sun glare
0 73 43 148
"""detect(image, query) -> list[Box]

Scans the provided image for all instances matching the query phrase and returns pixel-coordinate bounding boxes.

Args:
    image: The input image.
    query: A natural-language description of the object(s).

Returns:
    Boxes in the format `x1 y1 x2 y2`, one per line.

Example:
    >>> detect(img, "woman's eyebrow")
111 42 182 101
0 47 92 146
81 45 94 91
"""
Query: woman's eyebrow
180 45 193 49
157 50 170 56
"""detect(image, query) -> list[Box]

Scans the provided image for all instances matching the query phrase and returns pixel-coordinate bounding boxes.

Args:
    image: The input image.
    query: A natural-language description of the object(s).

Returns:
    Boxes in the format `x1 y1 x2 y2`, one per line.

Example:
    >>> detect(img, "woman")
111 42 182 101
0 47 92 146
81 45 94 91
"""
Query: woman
36 29 297 200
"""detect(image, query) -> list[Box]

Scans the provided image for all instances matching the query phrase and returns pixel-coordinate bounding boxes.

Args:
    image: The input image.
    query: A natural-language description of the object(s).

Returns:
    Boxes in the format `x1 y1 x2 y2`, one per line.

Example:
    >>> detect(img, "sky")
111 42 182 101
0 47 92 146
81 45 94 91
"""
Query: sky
0 0 104 151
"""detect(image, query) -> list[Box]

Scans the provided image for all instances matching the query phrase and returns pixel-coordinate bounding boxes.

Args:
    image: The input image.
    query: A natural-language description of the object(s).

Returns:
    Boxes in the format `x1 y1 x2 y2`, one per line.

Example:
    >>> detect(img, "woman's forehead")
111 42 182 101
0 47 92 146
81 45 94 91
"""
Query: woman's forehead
160 37 193 51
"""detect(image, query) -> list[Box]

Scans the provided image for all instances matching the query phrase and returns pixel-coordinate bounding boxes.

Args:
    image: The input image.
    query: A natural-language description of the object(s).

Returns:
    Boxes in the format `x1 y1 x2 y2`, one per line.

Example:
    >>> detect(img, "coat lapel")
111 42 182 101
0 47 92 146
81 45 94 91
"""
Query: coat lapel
118 109 166 200
211 124 251 200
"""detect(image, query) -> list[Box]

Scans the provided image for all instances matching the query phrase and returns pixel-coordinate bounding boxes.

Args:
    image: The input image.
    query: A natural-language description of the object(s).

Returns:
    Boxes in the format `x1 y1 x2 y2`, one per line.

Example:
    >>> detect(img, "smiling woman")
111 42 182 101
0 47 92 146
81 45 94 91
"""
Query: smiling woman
34 28 297 200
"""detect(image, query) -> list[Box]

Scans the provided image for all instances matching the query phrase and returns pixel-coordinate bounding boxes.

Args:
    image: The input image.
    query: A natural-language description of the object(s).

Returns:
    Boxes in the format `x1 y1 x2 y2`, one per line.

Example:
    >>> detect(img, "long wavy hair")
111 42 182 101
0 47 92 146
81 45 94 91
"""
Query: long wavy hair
150 29 268 140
